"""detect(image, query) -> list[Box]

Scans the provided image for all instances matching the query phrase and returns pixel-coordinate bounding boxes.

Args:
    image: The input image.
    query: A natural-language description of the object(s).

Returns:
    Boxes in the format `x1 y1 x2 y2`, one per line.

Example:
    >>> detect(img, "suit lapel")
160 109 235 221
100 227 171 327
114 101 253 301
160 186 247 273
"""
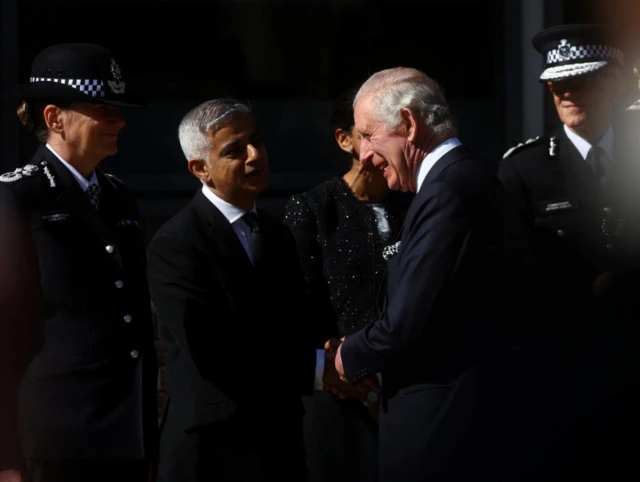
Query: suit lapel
191 191 256 300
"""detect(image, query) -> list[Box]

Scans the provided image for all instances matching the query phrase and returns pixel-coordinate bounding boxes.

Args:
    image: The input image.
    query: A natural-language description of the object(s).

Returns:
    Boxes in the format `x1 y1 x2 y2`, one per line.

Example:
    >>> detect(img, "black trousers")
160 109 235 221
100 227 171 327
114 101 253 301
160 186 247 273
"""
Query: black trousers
157 402 307 482
26 459 148 482
302 391 378 482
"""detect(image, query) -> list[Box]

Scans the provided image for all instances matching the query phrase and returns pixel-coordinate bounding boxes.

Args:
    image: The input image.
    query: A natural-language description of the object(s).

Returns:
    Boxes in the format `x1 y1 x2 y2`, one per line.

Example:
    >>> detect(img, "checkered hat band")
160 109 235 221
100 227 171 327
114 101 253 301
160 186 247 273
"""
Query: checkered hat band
29 77 106 98
546 45 623 65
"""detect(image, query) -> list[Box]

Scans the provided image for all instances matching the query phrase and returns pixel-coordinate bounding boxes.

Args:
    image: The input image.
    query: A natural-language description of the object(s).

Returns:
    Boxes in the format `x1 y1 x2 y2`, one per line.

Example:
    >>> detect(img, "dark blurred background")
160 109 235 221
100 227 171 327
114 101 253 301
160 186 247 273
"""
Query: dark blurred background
2 0 639 241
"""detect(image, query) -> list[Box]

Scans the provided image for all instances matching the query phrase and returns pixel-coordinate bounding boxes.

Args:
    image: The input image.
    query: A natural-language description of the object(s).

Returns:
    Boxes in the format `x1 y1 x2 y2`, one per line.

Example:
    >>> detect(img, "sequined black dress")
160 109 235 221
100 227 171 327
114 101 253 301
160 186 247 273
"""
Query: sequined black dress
284 177 410 339
283 176 411 482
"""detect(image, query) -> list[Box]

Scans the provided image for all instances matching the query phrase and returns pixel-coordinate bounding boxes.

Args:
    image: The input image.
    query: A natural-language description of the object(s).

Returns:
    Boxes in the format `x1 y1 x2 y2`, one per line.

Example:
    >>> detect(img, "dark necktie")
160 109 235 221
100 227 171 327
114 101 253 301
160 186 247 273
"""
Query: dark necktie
586 145 609 188
86 182 101 210
243 212 262 267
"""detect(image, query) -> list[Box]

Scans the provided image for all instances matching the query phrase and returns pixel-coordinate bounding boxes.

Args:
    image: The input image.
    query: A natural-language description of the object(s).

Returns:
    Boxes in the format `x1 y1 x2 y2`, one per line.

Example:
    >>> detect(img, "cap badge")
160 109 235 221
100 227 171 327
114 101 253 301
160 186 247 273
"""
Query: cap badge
107 58 126 94
558 39 571 60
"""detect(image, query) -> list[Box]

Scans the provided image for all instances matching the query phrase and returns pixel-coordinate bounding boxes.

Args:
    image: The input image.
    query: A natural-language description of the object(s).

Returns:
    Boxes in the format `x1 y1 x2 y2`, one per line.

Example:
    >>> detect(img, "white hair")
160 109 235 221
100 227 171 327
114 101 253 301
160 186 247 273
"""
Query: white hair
178 98 251 162
354 67 456 138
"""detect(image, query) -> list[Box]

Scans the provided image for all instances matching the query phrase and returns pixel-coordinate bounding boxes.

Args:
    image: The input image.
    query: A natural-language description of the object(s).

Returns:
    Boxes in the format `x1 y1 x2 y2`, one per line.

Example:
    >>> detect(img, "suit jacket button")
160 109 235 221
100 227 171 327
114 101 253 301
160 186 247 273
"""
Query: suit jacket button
123 314 132 323
105 245 115 254
115 280 124 289
130 350 139 359
557 229 565 237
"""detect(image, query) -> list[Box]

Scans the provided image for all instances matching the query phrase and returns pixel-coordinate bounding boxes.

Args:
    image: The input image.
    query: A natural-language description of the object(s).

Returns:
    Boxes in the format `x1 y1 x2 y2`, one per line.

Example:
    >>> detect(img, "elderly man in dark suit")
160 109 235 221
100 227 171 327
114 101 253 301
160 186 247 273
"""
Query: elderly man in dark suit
0 43 157 482
326 67 530 482
147 98 359 482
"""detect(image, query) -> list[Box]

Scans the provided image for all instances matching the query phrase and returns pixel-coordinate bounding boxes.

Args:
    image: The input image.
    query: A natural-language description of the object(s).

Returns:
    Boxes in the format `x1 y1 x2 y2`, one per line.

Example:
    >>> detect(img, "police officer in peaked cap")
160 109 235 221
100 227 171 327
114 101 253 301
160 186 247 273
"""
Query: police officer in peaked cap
497 24 640 481
0 43 157 482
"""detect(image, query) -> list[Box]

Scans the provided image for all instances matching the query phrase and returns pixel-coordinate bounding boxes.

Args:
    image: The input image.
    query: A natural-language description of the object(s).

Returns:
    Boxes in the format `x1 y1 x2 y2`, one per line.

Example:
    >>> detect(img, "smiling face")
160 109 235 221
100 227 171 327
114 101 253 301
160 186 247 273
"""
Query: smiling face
191 112 268 209
354 95 415 192
53 101 126 160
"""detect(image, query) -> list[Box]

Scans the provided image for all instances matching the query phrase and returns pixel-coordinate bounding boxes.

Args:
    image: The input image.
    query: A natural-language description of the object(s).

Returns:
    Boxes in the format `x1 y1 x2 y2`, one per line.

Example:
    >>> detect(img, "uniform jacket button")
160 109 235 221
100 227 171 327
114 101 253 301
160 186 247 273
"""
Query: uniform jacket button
130 350 139 359
115 280 124 289
123 314 132 323
557 229 565 237
105 245 115 254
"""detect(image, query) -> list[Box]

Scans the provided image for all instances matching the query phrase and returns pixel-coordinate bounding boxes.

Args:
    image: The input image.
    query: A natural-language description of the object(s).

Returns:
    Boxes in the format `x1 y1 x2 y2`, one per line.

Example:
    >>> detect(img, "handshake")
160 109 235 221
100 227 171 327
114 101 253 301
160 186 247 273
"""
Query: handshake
322 336 380 419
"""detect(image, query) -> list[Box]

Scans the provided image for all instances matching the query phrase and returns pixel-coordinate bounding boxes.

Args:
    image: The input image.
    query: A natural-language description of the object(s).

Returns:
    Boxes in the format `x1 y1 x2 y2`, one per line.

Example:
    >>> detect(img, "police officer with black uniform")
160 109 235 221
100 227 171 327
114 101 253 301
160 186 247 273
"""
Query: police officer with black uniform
498 24 640 480
0 44 157 482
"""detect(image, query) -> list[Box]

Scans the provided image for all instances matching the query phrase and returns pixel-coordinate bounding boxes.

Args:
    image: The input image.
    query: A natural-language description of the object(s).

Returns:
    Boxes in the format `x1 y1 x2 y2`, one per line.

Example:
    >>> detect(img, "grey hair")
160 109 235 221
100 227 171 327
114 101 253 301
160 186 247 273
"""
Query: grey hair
354 67 456 138
178 98 251 162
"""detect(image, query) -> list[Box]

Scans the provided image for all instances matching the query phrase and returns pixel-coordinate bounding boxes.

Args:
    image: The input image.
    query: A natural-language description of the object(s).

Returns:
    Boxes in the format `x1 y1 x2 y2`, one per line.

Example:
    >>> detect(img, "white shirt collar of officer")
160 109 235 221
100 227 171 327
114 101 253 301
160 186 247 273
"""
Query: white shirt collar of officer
45 143 98 191
200 184 257 224
416 137 462 192
563 124 614 162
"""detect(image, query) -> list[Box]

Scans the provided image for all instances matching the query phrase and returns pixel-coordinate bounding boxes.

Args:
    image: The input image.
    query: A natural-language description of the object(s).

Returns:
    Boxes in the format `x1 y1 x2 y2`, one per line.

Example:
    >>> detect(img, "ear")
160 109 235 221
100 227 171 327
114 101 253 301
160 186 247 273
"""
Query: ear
43 104 64 133
187 159 211 184
334 128 353 154
400 107 418 142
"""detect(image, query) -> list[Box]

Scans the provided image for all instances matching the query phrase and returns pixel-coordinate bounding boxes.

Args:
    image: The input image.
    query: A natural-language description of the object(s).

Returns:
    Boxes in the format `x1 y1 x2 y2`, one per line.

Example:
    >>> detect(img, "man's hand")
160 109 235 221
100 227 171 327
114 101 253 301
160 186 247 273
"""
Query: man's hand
0 470 26 482
323 350 359 399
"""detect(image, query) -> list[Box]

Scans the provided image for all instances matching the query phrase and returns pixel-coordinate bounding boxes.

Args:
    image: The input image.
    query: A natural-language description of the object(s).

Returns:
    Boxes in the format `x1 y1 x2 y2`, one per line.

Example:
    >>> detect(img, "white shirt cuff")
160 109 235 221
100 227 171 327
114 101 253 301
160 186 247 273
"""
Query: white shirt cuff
314 349 325 390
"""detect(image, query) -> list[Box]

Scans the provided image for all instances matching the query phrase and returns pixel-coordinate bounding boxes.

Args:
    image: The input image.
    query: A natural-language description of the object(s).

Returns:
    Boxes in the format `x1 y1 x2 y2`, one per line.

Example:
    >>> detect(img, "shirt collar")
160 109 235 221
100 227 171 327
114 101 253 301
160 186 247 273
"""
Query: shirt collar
200 184 257 224
563 124 614 161
416 137 462 192
46 143 98 191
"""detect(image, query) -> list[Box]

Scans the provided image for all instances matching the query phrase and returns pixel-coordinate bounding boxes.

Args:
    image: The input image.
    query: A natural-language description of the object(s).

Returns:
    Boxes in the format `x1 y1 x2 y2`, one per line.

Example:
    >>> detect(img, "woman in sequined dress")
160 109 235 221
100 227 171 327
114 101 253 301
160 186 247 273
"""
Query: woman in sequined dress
283 90 412 482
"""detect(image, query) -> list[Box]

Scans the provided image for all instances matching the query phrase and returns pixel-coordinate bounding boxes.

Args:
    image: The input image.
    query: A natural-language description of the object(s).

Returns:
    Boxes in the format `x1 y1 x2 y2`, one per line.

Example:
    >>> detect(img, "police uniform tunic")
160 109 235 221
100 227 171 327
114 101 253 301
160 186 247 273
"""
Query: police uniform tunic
498 123 640 330
0 144 157 462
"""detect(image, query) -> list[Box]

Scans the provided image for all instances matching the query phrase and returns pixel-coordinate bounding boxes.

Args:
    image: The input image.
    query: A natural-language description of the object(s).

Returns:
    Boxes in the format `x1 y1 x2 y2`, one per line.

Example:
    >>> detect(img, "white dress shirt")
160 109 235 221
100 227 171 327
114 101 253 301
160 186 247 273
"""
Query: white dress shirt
200 184 259 265
200 185 325 390
416 137 462 192
46 143 98 189
563 124 614 176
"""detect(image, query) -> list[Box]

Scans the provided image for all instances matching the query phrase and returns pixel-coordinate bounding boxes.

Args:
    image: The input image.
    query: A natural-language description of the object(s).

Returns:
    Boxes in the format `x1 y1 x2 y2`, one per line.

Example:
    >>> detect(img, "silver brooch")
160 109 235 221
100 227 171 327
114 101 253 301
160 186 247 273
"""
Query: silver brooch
0 164 39 183
382 241 401 261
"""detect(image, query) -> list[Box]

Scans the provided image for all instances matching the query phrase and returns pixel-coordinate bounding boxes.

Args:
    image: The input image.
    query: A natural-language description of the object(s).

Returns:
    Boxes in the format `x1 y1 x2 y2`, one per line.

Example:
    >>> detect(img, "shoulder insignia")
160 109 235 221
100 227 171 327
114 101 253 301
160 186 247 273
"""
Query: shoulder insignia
0 161 56 187
548 136 557 157
103 172 125 188
502 136 544 159
0 164 41 183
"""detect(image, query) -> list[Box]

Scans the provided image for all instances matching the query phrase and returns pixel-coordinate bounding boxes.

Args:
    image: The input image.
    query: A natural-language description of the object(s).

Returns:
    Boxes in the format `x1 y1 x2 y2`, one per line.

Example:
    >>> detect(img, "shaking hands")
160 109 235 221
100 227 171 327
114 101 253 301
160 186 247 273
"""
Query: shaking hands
322 336 380 419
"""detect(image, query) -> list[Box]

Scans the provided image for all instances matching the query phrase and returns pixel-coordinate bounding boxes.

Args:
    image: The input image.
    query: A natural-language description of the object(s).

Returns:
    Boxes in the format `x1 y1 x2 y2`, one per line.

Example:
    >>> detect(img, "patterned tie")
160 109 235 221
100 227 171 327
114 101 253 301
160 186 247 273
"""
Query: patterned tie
243 212 262 267
586 146 609 188
85 182 101 210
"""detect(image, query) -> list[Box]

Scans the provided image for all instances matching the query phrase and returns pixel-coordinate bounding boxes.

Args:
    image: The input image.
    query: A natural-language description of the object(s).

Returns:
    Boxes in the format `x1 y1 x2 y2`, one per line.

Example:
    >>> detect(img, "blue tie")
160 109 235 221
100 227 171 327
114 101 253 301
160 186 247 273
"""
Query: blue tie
243 212 262 266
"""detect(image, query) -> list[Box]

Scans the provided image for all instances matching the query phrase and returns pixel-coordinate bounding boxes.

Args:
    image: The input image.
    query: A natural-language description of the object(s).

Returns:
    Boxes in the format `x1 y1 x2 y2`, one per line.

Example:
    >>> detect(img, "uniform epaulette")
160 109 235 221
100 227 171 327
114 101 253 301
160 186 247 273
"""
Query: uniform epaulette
103 172 126 188
0 164 47 184
502 136 545 159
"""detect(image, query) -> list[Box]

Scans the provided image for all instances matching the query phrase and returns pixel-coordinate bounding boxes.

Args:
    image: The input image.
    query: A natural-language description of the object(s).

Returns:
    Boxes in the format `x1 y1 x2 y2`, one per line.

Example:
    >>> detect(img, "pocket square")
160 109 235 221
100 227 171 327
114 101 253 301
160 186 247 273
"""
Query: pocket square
382 241 401 261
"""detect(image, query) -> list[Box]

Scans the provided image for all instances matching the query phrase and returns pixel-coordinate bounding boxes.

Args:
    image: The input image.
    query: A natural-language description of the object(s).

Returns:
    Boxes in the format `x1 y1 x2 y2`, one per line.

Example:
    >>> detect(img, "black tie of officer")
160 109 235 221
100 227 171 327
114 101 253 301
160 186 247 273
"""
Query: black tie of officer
586 145 609 189
243 212 262 267
86 182 101 210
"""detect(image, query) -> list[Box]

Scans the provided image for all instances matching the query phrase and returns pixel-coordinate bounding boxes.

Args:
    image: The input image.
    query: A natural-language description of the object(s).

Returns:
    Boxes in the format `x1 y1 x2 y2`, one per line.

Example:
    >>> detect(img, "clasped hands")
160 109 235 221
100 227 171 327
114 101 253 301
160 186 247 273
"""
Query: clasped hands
322 336 380 410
